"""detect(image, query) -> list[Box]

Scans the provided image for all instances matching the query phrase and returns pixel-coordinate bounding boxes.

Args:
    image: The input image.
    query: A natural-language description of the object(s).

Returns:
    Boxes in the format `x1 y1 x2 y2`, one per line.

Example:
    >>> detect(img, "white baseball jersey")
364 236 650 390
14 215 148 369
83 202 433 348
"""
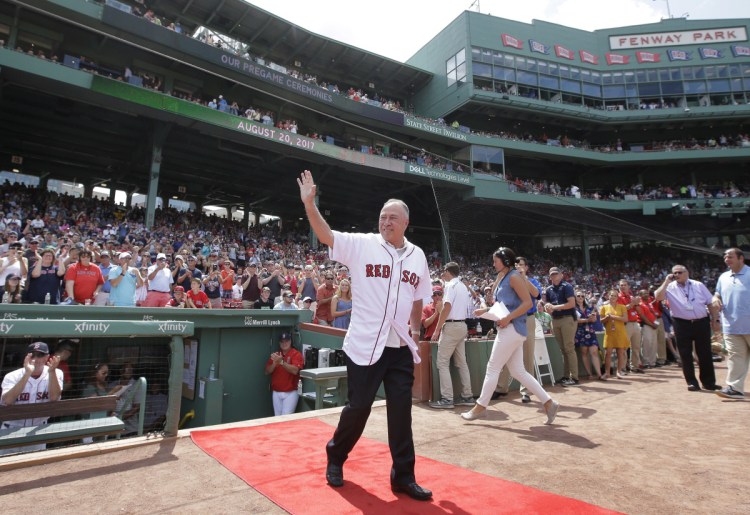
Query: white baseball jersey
1 366 64 428
330 231 431 366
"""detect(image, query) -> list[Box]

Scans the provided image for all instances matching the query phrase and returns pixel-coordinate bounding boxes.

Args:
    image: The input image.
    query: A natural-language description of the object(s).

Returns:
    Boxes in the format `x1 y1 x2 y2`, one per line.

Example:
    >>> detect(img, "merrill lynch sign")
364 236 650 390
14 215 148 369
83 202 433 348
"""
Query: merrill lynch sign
610 27 747 49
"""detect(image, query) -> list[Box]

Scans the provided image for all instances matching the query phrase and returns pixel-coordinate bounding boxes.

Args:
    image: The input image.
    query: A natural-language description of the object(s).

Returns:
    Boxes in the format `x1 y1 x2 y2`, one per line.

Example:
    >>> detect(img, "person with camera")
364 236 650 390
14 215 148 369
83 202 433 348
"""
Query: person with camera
0 240 28 287
143 252 173 307
240 262 262 308
654 265 720 391
202 261 223 309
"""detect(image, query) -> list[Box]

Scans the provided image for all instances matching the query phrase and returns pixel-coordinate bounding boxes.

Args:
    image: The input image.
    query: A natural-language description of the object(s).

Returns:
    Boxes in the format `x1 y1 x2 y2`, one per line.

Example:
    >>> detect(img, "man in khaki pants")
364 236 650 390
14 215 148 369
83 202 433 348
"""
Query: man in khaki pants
429 262 474 409
544 267 578 386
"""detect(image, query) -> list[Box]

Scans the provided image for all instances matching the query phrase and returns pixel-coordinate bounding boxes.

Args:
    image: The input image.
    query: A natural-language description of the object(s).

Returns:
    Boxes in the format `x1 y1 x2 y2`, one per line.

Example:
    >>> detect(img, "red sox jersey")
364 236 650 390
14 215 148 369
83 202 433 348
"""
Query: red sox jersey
330 231 431 366
1 366 64 428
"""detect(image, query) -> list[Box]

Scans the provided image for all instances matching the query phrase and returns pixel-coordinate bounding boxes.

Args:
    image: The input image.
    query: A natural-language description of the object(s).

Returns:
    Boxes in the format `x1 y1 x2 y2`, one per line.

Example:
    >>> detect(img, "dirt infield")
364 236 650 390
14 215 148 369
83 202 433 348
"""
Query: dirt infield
1 362 747 515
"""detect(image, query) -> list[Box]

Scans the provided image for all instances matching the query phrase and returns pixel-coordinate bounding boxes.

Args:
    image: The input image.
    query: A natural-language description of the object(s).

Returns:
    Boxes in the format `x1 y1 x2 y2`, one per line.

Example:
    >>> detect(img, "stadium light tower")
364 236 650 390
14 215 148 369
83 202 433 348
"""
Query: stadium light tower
653 0 673 19
469 0 480 13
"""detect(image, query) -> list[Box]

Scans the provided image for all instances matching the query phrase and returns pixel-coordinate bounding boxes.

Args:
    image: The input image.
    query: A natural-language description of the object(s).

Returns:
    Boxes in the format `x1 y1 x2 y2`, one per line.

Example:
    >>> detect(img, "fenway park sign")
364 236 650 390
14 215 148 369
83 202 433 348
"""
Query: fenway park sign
610 27 747 50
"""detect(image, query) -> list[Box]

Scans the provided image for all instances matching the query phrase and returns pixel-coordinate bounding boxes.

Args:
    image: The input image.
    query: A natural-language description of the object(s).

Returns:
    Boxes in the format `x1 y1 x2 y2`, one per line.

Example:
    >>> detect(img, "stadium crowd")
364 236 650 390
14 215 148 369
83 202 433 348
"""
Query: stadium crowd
507 177 749 201
1 182 736 313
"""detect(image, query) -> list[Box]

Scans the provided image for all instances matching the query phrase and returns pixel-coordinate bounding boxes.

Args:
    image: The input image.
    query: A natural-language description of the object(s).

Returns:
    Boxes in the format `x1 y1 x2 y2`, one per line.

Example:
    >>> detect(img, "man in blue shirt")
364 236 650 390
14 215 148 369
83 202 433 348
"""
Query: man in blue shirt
109 252 143 307
713 248 750 399
544 267 578 386
495 256 542 401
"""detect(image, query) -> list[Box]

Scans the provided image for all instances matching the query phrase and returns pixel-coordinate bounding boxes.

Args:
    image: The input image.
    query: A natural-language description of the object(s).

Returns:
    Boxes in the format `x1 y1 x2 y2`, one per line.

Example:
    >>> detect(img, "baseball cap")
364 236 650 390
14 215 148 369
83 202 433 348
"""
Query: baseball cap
549 267 562 275
279 332 292 341
302 296 313 303
173 286 185 292
304 264 313 270
28 342 50 355
248 263 257 268
432 286 443 294
119 251 132 259
157 253 167 260
100 250 110 257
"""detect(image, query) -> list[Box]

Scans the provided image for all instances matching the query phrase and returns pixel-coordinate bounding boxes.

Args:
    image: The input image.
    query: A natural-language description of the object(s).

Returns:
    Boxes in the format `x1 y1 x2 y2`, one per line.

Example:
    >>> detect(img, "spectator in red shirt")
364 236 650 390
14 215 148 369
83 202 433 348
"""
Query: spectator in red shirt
186 278 211 309
421 286 444 340
617 279 645 373
63 249 104 304
220 259 235 306
638 290 659 368
315 272 336 325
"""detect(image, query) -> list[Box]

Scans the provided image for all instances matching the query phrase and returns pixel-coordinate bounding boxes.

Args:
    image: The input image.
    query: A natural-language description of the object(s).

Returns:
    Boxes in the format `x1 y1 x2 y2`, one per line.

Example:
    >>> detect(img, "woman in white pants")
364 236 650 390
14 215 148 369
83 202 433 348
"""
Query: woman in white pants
462 247 559 424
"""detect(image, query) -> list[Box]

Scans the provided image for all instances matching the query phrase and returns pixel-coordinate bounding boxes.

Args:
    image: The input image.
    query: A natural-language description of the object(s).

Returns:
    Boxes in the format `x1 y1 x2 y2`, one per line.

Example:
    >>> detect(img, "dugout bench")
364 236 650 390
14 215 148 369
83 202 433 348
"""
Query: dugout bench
0 396 123 450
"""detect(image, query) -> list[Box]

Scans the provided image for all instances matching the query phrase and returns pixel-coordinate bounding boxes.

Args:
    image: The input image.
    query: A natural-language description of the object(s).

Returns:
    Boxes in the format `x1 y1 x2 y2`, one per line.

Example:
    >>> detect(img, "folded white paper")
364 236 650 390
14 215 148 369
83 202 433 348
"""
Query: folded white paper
479 301 510 321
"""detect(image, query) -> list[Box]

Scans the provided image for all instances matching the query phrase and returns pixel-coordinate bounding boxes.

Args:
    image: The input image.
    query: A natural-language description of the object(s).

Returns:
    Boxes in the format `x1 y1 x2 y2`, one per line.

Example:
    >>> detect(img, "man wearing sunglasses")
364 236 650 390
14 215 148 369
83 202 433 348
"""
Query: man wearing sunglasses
655 265 720 392
1 342 63 455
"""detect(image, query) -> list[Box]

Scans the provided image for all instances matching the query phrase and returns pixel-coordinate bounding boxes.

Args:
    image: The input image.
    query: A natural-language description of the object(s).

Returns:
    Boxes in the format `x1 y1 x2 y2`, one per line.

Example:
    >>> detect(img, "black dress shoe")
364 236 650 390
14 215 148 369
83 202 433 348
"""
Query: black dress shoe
491 391 507 400
391 482 432 501
326 463 344 487
687 384 701 392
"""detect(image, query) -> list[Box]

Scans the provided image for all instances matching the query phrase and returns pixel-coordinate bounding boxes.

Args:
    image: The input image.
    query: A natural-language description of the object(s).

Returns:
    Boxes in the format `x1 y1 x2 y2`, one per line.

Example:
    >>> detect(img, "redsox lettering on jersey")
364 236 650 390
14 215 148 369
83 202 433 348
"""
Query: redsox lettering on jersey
364 264 421 288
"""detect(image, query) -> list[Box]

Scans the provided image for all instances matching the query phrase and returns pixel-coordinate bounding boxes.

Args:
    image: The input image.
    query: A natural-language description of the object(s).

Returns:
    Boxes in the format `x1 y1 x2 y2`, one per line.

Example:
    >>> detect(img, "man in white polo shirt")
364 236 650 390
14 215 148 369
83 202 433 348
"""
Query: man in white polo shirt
298 170 433 501
429 262 474 409
143 253 173 307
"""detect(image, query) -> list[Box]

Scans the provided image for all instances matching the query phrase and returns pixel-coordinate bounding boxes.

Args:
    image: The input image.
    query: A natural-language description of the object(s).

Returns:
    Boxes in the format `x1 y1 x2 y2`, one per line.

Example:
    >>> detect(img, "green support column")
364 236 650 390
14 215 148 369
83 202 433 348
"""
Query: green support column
38 173 49 190
254 211 260 227
165 336 184 437
145 122 171 230
582 228 591 273
7 5 19 48
242 201 250 228
109 181 118 209
83 182 94 199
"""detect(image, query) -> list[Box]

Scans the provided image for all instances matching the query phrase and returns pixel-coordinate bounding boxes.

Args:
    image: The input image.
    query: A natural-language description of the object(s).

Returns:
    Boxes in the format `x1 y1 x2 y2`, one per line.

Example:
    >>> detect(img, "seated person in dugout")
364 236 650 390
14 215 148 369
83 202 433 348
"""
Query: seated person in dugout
1 342 63 455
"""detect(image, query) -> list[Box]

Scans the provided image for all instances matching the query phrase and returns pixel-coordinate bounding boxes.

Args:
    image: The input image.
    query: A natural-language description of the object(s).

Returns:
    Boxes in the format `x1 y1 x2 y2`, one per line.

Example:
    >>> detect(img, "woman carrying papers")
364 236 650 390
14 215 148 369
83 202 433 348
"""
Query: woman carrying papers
462 247 560 425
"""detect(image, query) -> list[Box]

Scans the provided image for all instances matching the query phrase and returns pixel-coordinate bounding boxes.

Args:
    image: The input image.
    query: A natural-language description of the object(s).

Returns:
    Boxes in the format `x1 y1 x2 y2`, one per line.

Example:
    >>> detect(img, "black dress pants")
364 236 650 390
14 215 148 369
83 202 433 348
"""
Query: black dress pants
326 346 416 485
673 316 716 388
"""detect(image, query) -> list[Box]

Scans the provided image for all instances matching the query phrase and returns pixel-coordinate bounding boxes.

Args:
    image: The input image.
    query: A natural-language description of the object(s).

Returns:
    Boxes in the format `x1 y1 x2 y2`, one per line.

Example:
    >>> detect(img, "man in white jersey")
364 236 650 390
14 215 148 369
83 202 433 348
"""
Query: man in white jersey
298 170 433 501
1 341 63 455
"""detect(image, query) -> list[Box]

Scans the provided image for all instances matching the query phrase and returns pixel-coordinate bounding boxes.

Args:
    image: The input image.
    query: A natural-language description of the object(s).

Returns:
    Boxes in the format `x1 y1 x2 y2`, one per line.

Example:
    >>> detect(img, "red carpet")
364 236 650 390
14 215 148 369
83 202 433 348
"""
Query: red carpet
191 418 620 514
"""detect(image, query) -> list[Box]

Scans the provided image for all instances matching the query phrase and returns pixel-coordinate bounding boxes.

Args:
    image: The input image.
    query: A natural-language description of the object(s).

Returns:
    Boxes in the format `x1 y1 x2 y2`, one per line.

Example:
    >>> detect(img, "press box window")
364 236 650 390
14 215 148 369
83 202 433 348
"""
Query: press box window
447 48 466 87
